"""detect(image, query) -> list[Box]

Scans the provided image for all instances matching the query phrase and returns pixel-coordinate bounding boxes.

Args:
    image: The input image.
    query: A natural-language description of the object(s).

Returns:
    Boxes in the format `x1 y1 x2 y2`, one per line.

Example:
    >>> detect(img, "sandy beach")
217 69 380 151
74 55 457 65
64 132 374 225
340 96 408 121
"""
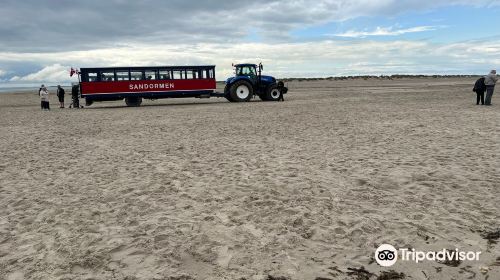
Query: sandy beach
0 78 498 280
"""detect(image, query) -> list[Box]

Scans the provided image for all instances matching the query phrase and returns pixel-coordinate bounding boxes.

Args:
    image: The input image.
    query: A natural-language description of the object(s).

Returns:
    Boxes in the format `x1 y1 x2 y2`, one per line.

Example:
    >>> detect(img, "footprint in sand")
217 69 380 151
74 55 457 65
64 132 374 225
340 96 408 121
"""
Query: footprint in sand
216 246 233 268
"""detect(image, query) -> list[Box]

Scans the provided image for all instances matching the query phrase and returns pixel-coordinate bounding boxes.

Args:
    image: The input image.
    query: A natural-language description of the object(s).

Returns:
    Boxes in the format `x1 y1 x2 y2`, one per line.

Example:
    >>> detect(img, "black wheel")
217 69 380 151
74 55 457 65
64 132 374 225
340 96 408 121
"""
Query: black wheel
264 84 281 101
125 97 142 107
224 84 235 102
228 80 253 102
85 98 93 106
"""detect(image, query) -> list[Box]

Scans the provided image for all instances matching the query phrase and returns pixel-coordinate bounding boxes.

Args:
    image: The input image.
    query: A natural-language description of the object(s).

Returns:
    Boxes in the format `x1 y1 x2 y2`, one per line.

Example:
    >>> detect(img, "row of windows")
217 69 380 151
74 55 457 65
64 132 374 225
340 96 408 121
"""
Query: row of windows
84 68 215 82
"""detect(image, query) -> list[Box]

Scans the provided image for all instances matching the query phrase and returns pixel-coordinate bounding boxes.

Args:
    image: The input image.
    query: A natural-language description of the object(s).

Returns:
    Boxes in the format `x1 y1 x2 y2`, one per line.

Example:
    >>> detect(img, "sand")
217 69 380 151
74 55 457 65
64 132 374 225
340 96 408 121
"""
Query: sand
0 78 498 280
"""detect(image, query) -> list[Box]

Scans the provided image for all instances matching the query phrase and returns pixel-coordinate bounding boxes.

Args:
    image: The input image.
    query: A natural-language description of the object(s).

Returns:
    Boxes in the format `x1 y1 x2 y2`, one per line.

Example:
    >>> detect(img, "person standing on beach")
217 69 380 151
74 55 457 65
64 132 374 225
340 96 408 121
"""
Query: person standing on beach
473 77 486 105
484 70 498 105
70 84 80 108
56 85 65 108
38 84 44 109
40 86 50 111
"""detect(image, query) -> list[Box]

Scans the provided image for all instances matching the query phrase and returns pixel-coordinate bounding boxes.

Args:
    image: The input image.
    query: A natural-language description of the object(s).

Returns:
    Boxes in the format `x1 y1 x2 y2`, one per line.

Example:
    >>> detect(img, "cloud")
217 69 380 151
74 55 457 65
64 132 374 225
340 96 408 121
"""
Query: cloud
0 0 498 52
0 69 6 76
333 26 439 38
10 64 77 83
0 0 499 81
3 38 500 82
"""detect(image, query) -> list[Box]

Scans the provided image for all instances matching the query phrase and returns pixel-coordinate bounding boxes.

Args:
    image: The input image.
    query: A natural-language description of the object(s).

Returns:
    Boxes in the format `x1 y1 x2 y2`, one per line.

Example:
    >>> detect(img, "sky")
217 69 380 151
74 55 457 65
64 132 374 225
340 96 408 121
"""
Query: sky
0 0 499 85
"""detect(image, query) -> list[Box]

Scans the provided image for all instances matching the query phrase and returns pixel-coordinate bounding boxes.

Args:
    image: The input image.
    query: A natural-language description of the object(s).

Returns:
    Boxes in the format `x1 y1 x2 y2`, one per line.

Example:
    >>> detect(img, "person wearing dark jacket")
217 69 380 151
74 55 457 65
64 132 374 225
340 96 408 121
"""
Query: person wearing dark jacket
70 85 80 108
473 77 486 105
56 85 65 108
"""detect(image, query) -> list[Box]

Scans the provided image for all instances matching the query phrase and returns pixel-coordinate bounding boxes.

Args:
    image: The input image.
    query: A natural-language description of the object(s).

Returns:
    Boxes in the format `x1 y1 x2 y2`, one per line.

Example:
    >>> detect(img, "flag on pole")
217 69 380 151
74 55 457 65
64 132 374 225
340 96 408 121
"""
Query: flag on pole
70 68 79 77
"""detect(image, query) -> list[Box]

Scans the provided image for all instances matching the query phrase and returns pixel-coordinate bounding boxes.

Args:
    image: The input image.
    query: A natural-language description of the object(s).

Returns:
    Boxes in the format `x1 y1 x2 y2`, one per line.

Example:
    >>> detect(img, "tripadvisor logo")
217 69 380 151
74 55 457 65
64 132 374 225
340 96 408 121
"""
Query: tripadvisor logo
375 244 398 267
374 244 481 267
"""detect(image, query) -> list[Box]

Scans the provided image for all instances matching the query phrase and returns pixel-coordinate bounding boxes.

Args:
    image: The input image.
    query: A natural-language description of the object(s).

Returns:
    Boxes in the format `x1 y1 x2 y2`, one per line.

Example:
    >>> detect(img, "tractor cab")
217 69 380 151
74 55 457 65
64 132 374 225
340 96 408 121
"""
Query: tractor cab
224 63 288 102
235 64 258 78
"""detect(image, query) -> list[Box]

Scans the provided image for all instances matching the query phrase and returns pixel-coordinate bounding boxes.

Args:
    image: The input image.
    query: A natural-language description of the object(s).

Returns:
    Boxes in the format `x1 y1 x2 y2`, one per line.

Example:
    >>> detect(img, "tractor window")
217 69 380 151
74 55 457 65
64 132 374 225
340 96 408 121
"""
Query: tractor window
238 66 256 76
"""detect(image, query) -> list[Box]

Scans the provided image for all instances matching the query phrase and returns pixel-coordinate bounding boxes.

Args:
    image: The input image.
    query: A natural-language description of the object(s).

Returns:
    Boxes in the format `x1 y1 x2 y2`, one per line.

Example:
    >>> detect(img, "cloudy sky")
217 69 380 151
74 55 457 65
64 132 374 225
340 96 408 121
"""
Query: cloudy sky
0 0 499 85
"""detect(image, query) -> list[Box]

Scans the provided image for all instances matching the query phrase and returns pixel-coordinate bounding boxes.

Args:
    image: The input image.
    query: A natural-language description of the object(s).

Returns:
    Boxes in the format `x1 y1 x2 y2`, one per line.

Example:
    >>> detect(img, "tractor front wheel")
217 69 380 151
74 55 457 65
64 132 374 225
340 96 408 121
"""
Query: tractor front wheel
264 84 281 101
228 80 253 102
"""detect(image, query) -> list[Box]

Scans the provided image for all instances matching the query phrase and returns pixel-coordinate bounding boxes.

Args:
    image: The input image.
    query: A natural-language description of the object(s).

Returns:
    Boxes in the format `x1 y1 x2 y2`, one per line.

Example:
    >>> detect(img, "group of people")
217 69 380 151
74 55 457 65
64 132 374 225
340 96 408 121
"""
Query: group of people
38 85 81 110
473 70 498 105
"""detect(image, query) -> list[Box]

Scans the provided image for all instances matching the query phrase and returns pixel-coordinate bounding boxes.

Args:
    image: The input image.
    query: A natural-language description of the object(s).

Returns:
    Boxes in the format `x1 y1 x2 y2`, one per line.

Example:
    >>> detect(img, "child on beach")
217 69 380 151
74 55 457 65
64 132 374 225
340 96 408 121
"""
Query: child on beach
40 85 50 111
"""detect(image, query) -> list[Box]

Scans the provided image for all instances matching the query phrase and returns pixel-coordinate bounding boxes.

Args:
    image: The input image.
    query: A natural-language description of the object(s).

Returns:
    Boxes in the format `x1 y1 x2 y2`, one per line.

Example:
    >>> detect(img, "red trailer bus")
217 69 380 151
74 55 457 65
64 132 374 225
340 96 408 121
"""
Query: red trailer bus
79 65 217 106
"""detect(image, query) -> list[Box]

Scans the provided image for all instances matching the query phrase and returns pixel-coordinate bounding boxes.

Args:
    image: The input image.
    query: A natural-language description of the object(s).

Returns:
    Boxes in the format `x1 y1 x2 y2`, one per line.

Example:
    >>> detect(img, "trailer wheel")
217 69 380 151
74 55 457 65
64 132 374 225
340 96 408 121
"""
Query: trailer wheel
125 97 142 107
85 98 93 106
228 80 253 102
265 84 281 101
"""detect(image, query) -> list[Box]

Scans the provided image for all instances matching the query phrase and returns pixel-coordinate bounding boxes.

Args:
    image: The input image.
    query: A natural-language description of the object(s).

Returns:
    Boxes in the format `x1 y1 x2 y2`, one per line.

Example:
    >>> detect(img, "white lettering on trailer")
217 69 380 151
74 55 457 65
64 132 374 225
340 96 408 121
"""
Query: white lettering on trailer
129 83 175 91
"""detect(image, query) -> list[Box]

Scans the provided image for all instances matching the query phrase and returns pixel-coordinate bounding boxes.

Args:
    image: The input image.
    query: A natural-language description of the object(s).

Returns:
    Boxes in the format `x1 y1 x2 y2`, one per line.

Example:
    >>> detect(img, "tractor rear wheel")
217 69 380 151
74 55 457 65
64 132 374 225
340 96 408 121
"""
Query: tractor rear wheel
228 80 253 102
265 84 281 101
125 97 142 107
224 84 235 102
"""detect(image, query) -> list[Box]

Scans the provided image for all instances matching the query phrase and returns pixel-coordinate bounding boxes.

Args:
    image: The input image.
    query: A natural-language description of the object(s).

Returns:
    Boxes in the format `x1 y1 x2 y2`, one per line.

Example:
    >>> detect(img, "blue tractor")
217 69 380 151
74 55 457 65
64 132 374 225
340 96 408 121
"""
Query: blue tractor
224 63 288 102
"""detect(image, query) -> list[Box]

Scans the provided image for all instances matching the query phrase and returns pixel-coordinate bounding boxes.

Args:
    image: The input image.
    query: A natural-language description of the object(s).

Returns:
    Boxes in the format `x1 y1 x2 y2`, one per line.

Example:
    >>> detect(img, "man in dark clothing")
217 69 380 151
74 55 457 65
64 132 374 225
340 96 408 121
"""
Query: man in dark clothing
473 77 486 105
278 91 284 101
56 85 65 108
70 85 80 108
277 81 286 101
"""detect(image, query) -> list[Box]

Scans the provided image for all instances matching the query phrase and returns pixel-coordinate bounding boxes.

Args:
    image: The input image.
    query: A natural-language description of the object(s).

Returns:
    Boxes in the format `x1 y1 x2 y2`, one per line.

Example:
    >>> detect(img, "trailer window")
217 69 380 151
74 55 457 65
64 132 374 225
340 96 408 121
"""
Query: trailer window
116 71 129 81
87 72 98 82
130 71 144 80
159 70 171 80
172 70 183 79
186 71 194 79
145 70 157 80
100 71 115 82
195 70 202 79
